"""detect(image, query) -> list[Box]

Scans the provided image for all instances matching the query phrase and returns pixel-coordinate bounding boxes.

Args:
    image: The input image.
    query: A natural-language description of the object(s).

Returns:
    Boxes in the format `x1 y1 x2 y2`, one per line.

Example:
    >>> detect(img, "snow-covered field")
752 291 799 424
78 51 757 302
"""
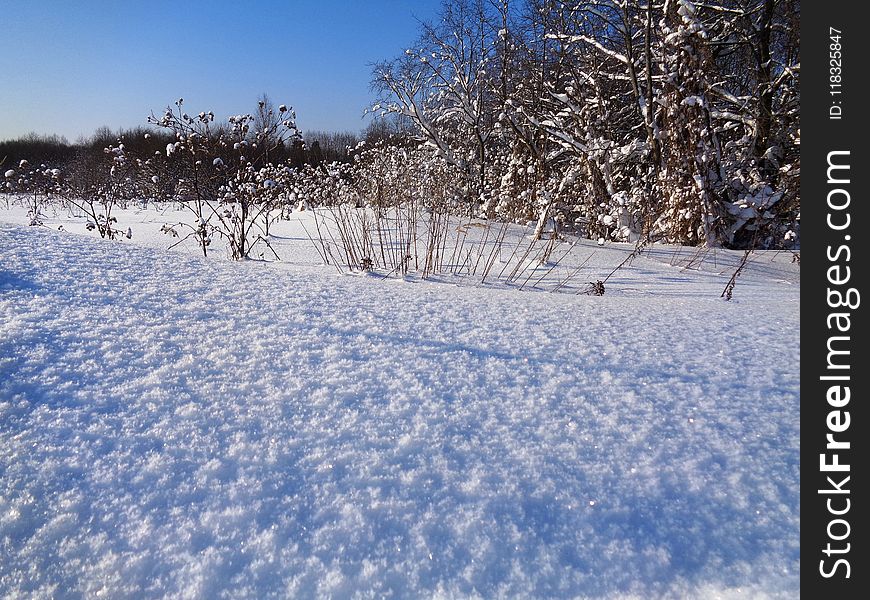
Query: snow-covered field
1 204 799 598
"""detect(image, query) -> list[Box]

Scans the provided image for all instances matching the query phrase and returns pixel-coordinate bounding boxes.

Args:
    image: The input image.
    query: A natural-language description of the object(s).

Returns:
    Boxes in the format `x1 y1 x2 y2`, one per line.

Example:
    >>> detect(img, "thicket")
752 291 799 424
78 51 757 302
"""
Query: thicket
369 0 800 250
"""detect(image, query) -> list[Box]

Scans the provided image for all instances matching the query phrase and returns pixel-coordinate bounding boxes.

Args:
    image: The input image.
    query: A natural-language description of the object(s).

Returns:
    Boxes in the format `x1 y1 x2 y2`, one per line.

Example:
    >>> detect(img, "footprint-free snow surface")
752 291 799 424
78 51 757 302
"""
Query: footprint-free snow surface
0 220 798 598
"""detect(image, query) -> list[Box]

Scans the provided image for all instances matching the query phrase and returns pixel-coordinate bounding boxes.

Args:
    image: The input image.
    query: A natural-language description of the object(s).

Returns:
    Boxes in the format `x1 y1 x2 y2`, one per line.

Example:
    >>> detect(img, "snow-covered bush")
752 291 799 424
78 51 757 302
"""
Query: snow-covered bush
3 160 64 226
61 143 139 240
147 98 301 259
298 141 475 275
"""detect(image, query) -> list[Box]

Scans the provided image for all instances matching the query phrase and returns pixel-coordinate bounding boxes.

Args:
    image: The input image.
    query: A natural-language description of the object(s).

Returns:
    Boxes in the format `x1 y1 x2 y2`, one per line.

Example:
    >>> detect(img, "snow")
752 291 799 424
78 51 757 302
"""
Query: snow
677 0 698 19
0 204 799 598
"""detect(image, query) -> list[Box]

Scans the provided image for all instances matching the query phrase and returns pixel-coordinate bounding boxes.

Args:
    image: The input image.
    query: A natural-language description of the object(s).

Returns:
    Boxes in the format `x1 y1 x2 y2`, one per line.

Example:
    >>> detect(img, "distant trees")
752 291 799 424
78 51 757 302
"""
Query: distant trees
0 133 77 169
361 114 415 144
301 130 360 163
0 113 360 183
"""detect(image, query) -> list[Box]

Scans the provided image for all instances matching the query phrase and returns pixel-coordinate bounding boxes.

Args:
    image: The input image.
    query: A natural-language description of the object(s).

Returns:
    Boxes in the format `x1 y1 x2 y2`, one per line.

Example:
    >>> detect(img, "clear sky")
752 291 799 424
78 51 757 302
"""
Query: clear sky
0 0 442 142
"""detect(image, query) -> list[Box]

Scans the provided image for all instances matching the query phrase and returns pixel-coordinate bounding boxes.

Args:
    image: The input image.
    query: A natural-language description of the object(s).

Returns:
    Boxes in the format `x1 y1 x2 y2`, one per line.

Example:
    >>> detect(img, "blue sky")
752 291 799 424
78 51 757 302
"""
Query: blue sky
0 0 442 142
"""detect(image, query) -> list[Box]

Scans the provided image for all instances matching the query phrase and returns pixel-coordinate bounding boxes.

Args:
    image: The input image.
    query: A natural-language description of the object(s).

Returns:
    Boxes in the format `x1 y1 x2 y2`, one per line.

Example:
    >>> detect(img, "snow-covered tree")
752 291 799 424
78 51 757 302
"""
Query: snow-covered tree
370 0 799 249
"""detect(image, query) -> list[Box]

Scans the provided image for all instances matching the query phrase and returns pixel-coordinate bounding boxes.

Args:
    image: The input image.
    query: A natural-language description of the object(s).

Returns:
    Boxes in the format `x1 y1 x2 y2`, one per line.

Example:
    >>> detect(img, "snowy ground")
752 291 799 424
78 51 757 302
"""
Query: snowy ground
1 203 799 598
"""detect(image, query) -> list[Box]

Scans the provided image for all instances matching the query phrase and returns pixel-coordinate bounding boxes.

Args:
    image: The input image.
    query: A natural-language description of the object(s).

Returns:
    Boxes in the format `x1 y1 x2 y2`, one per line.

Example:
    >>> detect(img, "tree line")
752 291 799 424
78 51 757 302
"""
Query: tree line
0 123 364 173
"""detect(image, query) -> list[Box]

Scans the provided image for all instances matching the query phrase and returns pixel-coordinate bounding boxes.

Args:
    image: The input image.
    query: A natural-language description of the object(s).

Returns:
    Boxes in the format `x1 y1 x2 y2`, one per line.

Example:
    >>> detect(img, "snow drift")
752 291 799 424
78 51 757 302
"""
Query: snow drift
0 222 798 598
